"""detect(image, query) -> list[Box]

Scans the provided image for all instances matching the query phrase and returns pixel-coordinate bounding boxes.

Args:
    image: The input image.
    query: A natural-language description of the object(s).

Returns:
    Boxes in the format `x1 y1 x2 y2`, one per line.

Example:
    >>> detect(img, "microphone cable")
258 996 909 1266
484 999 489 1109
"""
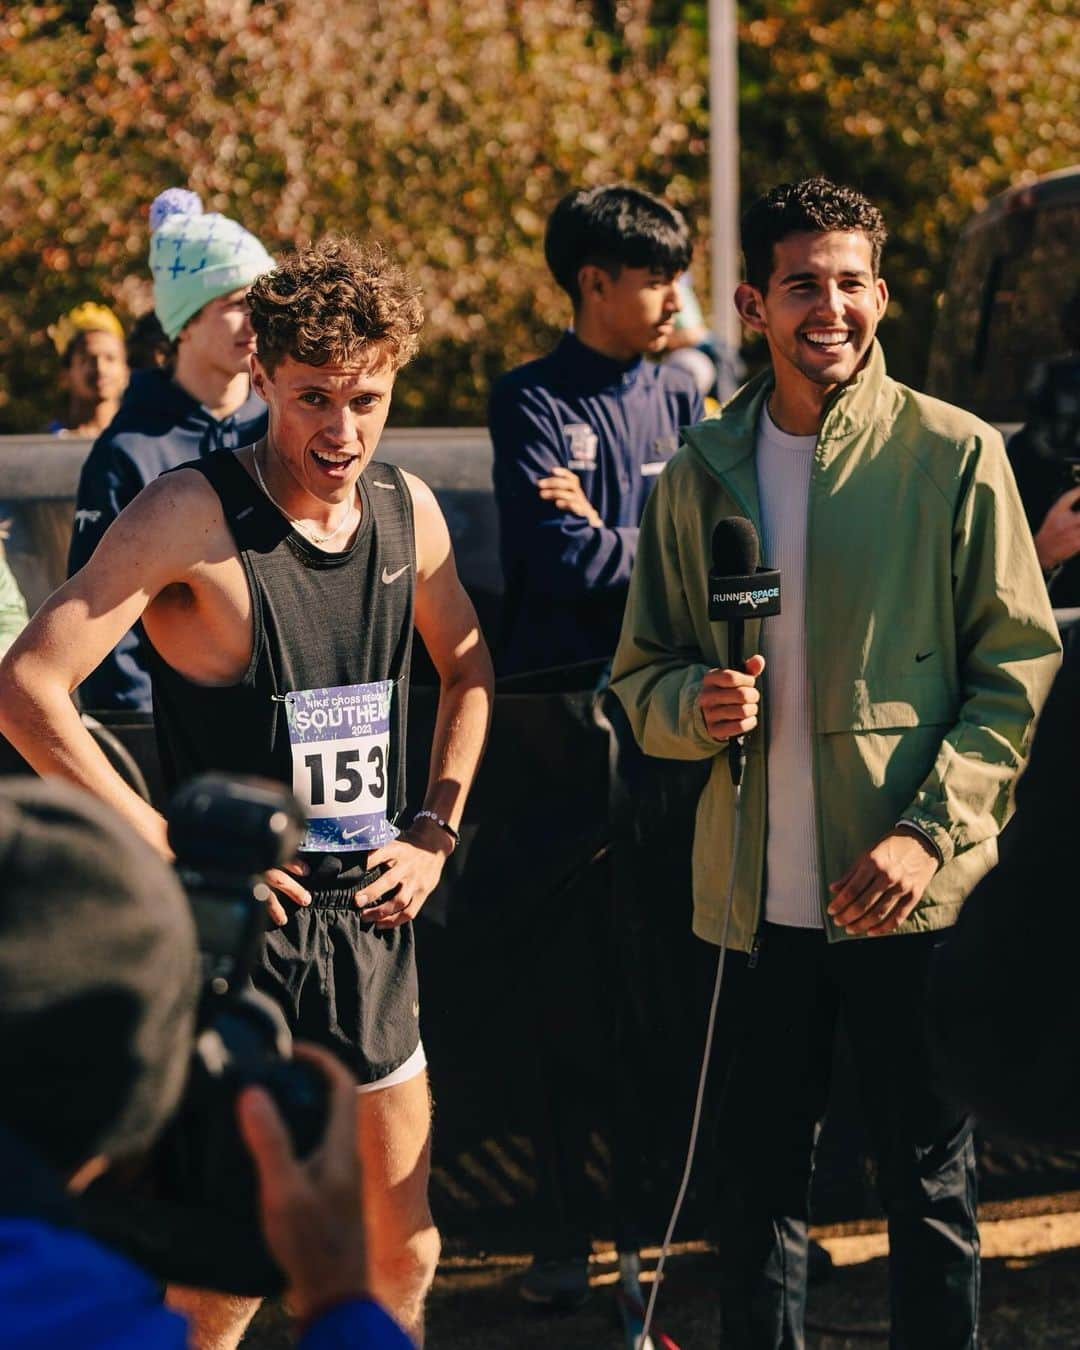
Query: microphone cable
639 781 745 1346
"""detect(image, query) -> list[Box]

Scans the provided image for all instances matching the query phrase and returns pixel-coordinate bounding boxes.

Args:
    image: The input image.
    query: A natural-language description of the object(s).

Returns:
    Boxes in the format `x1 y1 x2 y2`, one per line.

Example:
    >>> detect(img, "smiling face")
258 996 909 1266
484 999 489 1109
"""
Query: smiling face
578 263 683 361
736 230 888 404
250 349 397 507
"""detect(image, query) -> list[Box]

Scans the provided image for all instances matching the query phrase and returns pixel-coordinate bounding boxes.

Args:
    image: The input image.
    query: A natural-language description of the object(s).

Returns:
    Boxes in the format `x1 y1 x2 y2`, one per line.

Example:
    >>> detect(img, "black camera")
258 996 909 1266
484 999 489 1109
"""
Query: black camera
81 774 329 1295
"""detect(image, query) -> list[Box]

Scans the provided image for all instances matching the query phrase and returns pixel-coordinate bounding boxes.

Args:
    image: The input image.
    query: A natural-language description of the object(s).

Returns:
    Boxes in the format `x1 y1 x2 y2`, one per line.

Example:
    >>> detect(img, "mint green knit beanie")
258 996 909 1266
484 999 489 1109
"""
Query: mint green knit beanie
149 188 275 340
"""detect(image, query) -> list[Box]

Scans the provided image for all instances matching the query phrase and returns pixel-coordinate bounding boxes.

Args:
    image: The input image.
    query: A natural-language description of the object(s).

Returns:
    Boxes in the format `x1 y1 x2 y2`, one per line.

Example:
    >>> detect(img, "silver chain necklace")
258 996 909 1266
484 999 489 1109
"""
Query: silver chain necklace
251 447 358 548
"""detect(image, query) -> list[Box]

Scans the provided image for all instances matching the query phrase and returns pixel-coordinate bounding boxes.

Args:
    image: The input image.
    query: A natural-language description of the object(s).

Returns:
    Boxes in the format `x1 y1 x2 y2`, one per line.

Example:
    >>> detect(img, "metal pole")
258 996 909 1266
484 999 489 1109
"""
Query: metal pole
709 0 740 349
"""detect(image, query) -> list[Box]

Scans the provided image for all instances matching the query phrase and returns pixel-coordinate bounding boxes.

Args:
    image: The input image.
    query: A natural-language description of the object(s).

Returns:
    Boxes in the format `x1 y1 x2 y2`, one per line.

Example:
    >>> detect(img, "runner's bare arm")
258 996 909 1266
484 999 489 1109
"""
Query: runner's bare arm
0 471 214 854
361 472 494 927
408 472 494 829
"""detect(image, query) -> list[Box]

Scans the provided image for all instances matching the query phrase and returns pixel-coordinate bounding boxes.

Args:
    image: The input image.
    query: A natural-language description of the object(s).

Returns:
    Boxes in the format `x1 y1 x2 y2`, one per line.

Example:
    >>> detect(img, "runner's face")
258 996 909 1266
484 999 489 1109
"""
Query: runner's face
252 351 397 502
181 288 256 375
67 331 128 405
736 230 887 395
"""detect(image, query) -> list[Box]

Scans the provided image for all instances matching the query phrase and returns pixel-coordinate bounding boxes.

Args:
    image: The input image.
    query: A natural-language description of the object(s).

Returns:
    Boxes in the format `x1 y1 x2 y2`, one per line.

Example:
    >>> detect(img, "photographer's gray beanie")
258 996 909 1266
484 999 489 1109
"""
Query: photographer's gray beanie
0 778 199 1171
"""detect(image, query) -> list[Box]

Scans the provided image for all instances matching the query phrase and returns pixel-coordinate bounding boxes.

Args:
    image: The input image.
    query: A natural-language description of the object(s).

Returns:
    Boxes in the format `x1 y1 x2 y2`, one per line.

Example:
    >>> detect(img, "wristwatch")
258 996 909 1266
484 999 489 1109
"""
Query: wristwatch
412 809 460 851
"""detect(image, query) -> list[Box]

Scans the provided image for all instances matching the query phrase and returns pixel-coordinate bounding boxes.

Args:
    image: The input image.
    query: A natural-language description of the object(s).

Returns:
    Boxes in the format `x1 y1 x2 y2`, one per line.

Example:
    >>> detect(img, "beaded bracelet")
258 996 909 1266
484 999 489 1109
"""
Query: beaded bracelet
412 809 460 851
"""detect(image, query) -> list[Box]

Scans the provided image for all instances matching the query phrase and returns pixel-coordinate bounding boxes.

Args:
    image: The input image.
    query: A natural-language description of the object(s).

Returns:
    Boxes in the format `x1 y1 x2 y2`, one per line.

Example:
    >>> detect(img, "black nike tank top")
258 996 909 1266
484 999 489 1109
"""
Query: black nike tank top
149 449 415 867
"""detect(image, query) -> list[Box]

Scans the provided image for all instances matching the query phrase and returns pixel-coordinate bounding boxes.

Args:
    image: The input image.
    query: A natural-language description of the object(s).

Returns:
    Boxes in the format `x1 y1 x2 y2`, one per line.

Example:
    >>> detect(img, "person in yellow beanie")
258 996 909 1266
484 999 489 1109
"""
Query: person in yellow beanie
46 302 129 437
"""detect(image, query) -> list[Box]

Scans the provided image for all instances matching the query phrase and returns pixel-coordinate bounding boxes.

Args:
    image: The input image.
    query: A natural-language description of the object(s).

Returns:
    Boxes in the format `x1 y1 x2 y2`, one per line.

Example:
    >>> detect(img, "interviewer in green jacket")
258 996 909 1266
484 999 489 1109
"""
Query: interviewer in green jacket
610 178 1060 1350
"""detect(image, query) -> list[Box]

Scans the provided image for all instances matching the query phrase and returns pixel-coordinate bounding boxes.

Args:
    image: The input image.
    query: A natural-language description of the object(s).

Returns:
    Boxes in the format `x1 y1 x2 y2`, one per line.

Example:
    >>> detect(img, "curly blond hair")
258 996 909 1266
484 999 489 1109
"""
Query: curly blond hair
249 238 424 373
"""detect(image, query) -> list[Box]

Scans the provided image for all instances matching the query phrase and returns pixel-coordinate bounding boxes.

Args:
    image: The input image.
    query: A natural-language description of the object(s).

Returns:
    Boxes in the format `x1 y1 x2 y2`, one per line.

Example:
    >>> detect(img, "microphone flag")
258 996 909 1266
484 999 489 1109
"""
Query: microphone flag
708 516 781 624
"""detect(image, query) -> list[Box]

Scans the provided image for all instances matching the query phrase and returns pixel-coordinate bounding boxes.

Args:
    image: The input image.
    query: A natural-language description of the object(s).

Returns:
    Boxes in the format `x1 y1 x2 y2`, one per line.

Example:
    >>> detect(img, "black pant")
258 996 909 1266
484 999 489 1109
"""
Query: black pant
712 924 979 1350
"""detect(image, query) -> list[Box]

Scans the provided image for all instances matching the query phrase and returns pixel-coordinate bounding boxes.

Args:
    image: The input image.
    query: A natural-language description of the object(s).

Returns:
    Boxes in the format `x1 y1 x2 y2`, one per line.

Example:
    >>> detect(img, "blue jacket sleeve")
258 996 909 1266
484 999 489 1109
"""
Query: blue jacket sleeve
67 438 154 712
67 437 145 577
299 1297 414 1349
490 382 637 595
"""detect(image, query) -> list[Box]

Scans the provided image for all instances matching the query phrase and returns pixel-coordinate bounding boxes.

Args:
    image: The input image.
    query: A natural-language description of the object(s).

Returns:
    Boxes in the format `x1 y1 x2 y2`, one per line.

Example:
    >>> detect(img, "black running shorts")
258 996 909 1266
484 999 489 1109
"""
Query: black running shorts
252 862 421 1085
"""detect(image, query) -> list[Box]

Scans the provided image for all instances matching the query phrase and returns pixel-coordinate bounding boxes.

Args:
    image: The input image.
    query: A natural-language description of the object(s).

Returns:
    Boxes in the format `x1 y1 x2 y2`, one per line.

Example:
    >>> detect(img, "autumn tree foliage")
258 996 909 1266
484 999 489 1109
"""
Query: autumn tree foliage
736 0 1079 380
0 0 1076 431
0 0 706 429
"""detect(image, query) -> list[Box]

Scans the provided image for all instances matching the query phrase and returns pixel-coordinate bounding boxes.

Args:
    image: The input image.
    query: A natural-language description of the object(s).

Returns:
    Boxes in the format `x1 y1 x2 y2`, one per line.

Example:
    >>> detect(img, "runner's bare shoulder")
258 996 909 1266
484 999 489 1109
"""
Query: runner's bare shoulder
399 469 451 577
76 466 234 600
399 468 438 515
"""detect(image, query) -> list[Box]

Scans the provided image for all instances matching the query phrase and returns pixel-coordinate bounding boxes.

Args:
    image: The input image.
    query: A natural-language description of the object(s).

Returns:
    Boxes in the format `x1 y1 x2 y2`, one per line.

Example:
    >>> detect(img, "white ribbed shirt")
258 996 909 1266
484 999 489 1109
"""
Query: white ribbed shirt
756 406 824 929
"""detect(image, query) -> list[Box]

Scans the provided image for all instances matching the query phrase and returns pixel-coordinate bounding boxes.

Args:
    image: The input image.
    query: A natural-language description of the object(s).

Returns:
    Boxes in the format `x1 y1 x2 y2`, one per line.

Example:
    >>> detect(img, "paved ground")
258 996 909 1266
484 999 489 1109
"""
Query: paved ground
247 1199 1080 1348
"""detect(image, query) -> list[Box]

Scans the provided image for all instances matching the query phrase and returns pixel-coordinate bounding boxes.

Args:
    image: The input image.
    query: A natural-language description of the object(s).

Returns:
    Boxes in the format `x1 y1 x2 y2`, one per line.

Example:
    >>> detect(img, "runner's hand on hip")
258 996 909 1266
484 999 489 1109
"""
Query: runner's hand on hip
263 860 311 927
358 820 453 929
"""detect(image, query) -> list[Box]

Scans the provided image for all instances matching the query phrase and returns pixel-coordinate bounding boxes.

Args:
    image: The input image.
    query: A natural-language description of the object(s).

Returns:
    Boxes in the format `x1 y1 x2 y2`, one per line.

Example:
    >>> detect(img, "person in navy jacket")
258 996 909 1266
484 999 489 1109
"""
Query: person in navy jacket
0 776 413 1350
69 188 272 712
486 186 705 1314
489 185 703 676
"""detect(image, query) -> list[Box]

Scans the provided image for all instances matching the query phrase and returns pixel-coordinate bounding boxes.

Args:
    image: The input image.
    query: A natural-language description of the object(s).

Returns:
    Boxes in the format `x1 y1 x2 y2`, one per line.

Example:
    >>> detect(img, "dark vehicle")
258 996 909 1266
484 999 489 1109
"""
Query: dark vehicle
926 165 1080 427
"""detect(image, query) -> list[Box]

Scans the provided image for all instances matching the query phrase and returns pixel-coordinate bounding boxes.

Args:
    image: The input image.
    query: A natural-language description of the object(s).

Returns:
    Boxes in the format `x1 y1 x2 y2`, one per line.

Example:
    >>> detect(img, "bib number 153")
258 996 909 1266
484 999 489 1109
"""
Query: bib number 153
302 743 386 808
284 679 397 850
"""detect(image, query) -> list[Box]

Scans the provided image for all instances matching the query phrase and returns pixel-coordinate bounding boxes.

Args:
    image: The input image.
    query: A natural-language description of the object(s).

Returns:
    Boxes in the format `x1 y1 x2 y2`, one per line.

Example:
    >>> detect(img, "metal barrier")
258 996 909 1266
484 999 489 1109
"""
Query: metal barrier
0 429 503 613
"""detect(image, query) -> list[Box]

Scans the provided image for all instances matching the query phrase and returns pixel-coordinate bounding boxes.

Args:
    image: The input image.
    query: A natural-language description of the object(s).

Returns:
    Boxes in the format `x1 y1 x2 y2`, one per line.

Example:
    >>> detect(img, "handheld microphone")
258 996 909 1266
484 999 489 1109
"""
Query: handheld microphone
708 517 781 785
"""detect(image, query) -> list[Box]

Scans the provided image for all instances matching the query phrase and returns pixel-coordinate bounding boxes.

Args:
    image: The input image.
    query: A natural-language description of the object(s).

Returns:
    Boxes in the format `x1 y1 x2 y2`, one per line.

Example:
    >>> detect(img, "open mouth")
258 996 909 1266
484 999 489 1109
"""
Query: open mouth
311 449 357 473
800 329 853 351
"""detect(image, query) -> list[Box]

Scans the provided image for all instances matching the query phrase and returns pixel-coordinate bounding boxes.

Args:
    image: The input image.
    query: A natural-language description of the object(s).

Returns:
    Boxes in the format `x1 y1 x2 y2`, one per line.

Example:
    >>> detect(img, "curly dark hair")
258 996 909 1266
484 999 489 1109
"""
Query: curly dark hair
248 237 424 373
741 178 888 292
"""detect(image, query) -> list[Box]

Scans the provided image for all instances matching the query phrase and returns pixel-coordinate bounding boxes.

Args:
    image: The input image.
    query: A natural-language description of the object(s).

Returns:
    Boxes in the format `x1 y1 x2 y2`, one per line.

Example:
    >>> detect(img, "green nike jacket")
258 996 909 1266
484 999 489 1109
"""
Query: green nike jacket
609 342 1062 950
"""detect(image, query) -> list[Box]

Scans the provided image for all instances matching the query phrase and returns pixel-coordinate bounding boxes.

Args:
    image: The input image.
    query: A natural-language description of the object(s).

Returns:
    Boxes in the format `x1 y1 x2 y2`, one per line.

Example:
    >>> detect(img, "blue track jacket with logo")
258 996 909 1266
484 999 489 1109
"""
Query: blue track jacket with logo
490 331 702 675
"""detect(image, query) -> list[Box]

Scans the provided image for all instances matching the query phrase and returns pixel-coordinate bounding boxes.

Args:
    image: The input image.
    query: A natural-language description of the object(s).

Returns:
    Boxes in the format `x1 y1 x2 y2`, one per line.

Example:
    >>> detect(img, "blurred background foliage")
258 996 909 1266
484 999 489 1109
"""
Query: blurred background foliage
0 0 1076 429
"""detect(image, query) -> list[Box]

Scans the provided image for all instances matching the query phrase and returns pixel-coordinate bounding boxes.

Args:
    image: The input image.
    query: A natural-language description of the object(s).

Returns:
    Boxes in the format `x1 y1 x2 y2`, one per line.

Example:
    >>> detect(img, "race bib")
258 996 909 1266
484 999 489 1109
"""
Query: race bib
284 680 398 852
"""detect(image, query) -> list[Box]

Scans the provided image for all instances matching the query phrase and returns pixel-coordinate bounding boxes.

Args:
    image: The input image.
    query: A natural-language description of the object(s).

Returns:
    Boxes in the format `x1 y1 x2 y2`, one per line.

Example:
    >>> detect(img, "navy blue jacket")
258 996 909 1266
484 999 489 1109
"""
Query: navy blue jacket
68 370 266 711
490 331 702 675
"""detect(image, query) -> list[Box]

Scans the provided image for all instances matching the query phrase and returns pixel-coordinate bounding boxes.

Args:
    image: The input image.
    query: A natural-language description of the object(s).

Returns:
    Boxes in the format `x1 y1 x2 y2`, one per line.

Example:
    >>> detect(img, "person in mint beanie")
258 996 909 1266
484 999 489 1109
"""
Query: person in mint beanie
69 188 275 712
149 187 275 339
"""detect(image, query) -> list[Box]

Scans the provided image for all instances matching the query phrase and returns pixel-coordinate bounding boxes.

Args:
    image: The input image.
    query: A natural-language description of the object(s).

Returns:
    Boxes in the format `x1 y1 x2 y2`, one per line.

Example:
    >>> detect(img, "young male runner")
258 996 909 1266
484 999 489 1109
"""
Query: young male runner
69 187 273 712
0 237 494 1347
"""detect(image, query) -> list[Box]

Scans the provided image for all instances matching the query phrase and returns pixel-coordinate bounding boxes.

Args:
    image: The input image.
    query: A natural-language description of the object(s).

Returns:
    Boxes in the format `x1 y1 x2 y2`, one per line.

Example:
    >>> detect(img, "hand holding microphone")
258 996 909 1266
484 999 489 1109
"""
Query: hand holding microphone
699 656 766 742
699 516 781 785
